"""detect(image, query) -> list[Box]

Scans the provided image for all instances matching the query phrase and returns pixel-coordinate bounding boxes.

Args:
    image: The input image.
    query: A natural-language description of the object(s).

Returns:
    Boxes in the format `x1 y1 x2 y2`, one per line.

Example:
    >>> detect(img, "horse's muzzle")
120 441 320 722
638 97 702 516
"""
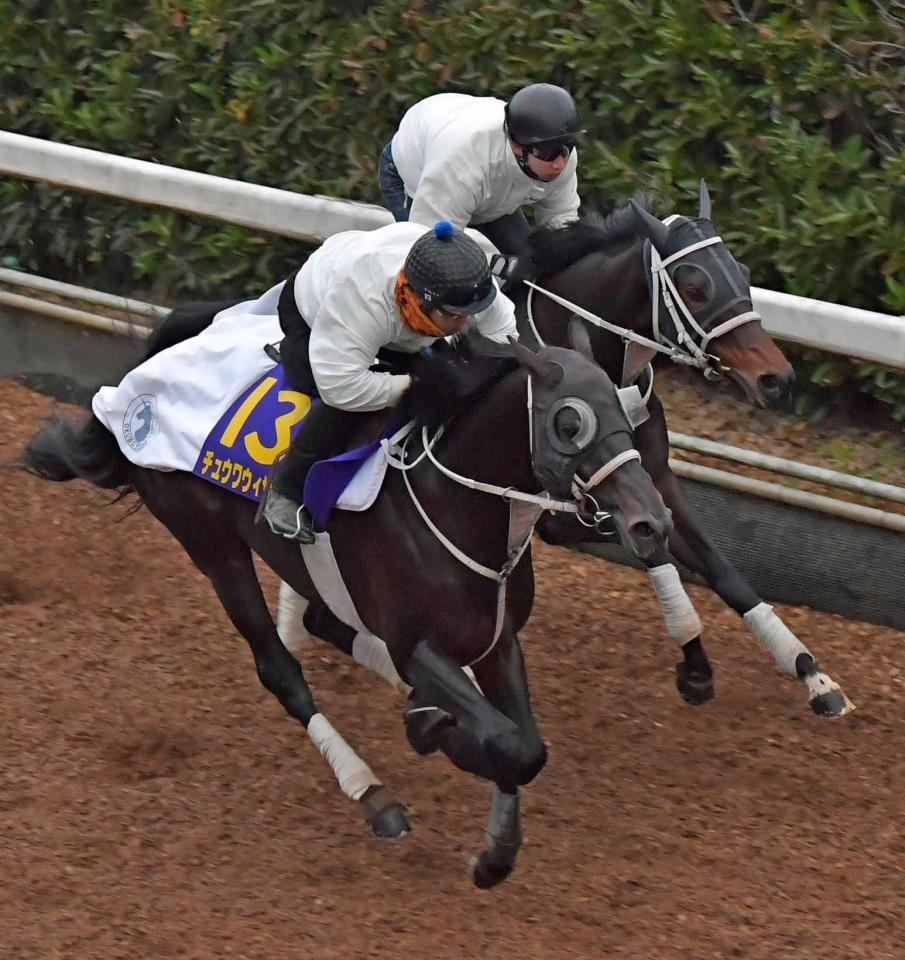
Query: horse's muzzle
757 369 795 408
603 462 673 560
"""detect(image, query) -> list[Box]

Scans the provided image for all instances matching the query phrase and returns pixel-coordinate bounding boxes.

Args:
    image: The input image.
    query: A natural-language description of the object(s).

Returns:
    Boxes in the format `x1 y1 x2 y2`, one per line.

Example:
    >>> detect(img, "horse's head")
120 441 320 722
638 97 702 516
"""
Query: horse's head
631 182 794 408
512 320 672 560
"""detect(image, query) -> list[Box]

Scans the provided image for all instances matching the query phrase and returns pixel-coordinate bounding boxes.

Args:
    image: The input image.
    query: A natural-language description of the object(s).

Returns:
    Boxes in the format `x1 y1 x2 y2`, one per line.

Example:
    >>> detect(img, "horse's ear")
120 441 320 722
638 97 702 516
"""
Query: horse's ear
698 179 712 221
567 317 594 362
630 200 670 255
511 338 564 387
511 338 546 376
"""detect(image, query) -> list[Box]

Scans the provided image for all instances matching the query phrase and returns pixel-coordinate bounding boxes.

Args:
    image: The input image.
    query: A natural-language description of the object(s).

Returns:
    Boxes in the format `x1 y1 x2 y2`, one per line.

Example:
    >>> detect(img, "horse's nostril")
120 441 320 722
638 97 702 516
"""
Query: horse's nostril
758 373 790 403
632 521 654 540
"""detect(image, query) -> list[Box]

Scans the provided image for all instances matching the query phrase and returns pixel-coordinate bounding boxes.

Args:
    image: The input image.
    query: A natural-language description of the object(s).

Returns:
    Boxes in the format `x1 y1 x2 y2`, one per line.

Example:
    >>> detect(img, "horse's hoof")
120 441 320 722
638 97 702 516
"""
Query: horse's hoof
468 852 515 889
360 785 410 839
404 706 456 756
803 668 855 718
810 688 856 719
675 662 715 705
370 802 411 839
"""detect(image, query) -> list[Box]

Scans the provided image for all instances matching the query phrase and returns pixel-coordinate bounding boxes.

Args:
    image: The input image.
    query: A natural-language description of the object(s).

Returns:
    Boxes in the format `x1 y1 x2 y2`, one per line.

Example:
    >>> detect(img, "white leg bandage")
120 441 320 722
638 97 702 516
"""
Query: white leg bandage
307 713 381 801
276 582 310 655
352 632 411 696
647 564 703 645
743 602 812 677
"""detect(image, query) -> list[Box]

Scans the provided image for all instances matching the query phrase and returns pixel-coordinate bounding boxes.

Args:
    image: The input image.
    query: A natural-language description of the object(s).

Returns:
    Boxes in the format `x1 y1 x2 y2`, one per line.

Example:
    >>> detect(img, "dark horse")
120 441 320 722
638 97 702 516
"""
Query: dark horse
24 319 671 888
518 181 852 718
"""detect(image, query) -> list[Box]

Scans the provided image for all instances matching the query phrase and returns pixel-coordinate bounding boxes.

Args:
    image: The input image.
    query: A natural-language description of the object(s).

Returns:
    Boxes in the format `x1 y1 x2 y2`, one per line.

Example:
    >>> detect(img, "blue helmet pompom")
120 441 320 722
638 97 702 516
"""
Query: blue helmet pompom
433 220 454 240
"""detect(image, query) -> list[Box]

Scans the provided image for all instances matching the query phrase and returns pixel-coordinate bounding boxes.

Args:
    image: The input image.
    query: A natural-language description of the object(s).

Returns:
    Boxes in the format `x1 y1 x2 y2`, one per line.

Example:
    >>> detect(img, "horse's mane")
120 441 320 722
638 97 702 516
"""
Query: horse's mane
399 331 519 431
528 193 659 279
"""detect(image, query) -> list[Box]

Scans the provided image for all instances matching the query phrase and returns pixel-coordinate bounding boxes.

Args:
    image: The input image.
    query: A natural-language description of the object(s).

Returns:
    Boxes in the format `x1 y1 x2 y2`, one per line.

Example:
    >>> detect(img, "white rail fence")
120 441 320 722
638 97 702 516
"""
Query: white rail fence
2 131 903 370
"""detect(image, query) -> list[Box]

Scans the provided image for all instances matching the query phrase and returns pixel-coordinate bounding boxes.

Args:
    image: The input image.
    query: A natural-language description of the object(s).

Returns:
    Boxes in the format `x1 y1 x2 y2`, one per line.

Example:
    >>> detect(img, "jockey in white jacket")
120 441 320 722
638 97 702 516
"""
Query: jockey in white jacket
378 83 583 264
263 219 518 542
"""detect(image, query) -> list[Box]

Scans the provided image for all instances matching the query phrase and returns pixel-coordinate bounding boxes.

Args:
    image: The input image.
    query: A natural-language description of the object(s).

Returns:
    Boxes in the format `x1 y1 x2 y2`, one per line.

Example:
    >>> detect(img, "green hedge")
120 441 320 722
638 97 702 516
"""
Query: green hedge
1 0 903 419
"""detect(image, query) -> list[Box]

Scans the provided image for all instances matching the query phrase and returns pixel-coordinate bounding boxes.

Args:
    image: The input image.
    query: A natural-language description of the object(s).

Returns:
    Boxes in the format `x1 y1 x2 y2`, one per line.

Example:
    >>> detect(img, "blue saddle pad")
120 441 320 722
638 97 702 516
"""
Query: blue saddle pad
303 438 385 529
192 363 393 524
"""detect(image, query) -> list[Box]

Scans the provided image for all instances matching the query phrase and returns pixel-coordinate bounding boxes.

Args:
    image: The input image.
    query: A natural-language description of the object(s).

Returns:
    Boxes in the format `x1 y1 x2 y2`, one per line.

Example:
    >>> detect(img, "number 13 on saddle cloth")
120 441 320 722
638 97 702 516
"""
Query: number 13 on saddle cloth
91 288 399 516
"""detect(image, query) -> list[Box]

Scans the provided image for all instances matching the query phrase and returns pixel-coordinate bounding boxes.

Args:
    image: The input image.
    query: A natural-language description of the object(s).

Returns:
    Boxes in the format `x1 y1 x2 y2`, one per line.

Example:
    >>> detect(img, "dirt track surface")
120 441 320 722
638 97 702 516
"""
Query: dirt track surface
1 378 903 960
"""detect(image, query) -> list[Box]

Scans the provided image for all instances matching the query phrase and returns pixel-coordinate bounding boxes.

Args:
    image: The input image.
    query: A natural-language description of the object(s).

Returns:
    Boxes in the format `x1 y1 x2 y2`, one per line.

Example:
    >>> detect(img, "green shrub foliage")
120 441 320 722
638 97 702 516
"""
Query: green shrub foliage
1 0 902 418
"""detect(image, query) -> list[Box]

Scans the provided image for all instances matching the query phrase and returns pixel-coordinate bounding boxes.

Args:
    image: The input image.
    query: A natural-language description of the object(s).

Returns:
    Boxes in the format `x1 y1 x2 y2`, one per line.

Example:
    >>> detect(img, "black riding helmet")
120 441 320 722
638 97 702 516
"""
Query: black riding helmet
403 221 496 315
504 83 583 146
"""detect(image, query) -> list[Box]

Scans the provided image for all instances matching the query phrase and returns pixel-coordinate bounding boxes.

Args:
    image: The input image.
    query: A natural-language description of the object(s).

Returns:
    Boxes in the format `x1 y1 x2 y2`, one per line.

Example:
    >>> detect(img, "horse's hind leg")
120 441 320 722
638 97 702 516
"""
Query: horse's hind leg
139 487 409 837
199 550 409 837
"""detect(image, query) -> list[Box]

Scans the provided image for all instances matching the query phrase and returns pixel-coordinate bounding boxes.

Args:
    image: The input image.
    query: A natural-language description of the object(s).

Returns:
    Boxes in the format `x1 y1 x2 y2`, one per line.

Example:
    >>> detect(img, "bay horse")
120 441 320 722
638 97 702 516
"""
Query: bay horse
519 181 852 718
23 320 671 888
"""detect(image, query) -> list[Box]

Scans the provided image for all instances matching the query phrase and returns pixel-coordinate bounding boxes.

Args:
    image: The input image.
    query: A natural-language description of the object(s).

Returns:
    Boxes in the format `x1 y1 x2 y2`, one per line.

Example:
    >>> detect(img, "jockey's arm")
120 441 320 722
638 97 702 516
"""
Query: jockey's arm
407 161 479 233
308 289 410 412
474 289 518 343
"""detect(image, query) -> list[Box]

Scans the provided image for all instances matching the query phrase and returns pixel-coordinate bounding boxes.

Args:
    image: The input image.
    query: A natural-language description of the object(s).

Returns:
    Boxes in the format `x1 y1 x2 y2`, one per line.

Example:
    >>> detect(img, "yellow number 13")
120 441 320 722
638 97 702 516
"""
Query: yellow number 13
219 377 312 466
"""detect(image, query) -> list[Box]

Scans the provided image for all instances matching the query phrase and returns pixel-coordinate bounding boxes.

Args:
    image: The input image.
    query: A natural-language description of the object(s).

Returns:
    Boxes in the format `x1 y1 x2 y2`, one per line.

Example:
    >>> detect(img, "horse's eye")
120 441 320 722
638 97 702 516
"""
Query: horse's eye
686 286 708 302
554 407 581 440
552 401 598 450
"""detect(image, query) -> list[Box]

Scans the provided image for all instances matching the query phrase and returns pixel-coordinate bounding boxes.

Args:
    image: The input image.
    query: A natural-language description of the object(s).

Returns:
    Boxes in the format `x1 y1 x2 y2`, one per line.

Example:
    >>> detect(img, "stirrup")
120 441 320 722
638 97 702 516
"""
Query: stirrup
262 488 315 544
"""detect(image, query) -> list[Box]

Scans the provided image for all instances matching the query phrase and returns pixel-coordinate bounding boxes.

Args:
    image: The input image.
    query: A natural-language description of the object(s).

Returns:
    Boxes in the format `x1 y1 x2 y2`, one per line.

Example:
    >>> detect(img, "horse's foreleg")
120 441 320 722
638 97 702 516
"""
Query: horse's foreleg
402 632 545 888
642 546 714 706
657 470 854 718
465 630 547 889
536 512 715 706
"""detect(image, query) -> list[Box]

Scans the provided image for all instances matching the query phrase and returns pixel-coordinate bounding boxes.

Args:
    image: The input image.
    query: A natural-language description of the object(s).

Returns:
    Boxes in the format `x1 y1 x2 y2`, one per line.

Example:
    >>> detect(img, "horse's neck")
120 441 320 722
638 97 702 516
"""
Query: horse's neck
575 245 650 329
547 245 651 380
436 371 535 491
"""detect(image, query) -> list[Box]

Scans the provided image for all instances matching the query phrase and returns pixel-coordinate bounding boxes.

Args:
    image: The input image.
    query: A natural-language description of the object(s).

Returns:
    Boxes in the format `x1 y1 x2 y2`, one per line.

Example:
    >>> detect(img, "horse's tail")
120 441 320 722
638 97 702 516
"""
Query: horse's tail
145 298 246 359
22 413 132 492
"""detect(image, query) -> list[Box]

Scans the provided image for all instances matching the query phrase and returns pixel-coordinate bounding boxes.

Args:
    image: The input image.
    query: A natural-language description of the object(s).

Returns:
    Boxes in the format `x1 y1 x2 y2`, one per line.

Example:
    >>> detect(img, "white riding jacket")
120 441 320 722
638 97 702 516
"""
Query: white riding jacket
390 93 580 232
293 221 518 412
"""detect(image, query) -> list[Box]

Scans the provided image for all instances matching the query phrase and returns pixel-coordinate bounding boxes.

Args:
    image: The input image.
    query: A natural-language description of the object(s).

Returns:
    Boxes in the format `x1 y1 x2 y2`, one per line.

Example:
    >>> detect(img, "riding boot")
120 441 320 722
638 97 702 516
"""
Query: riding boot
502 255 537 296
264 438 318 543
489 251 537 296
262 402 362 543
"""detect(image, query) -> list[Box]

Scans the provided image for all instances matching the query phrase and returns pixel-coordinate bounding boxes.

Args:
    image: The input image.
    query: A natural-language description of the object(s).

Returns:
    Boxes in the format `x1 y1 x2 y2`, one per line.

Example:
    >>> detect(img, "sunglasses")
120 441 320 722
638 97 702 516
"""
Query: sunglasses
526 140 576 163
440 275 495 308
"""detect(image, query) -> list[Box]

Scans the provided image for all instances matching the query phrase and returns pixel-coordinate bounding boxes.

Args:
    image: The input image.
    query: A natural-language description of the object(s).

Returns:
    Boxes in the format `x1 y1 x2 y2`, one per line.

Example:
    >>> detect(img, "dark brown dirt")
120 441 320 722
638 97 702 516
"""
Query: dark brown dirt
1 378 903 960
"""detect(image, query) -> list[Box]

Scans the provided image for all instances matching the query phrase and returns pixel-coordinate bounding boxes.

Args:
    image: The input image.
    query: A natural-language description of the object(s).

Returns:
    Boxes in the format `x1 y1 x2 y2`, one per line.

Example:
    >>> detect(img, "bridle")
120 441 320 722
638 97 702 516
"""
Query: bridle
524 216 761 383
646 215 760 380
382 371 641 662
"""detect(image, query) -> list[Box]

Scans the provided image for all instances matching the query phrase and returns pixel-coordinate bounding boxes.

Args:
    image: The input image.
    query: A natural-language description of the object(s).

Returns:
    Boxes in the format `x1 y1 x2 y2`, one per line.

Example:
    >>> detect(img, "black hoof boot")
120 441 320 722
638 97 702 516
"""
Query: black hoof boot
676 661 715 705
360 785 410 839
404 705 457 756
